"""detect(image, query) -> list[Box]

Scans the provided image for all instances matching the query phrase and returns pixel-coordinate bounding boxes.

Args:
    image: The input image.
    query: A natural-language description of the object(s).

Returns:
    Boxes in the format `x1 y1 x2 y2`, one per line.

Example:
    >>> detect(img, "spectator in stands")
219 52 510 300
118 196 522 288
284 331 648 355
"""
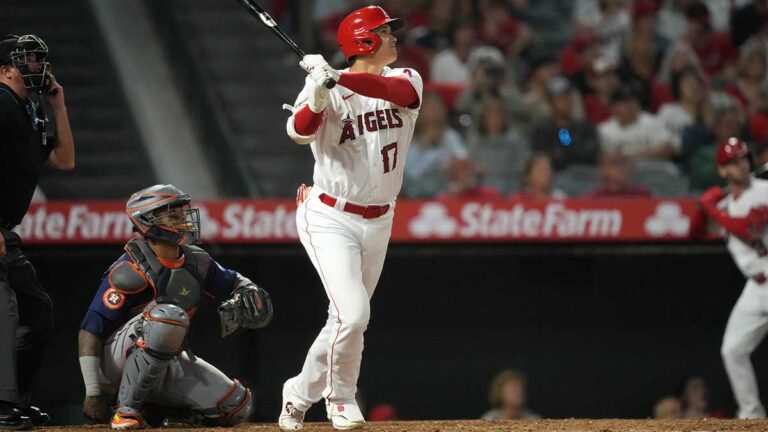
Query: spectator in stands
439 158 503 199
404 91 468 198
683 102 743 191
731 0 768 49
725 39 768 116
587 151 652 197
476 0 532 56
531 76 599 171
754 139 768 178
430 20 476 84
481 369 541 420
598 85 677 162
417 0 457 53
455 47 529 129
657 67 707 151
512 154 567 200
561 28 602 84
679 376 714 419
653 396 684 419
572 0 630 62
618 1 670 112
465 97 530 194
683 1 738 78
658 0 693 42
523 53 561 125
657 40 706 86
583 56 622 125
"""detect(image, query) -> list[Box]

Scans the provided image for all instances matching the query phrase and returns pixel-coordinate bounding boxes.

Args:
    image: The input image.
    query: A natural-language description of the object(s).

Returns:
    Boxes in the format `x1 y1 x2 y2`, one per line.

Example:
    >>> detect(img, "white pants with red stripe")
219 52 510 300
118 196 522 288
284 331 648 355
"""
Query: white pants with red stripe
722 279 768 419
286 188 393 410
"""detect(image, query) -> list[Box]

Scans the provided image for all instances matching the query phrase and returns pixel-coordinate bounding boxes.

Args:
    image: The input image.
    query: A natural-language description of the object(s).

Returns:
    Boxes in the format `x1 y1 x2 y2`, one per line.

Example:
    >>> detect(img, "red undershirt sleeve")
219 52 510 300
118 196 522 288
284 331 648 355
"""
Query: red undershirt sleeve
338 72 420 108
293 104 324 136
701 204 768 242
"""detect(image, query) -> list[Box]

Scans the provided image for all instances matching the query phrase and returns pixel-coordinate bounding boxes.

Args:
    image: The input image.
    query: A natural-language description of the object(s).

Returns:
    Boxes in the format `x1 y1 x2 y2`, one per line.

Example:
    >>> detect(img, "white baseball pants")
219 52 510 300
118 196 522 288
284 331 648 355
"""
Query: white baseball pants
287 188 393 410
722 279 768 419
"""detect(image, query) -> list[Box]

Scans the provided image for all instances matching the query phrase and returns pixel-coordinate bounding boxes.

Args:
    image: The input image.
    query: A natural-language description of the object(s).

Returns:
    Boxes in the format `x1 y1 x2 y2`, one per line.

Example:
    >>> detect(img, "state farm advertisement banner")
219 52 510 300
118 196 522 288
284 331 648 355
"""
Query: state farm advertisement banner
15 198 701 245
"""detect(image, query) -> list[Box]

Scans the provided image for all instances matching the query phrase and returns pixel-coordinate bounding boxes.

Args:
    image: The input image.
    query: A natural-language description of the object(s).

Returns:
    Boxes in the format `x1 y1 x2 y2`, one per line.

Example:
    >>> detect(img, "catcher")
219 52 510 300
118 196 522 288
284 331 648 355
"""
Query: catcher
77 184 272 429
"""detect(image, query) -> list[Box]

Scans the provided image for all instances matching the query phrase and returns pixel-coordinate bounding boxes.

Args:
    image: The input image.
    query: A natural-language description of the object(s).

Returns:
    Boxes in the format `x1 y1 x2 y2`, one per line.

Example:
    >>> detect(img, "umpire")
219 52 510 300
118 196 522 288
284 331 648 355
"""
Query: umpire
0 34 74 429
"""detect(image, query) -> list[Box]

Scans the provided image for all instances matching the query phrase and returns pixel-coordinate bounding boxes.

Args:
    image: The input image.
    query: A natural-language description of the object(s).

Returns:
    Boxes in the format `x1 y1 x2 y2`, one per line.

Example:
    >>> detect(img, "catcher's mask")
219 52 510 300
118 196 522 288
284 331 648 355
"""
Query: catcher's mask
1 34 51 91
126 184 201 245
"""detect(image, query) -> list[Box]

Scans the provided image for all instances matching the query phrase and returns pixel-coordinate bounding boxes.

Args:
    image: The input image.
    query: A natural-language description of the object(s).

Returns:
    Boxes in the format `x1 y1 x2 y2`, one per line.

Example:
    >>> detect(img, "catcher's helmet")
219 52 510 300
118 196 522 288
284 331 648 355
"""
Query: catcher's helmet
337 6 403 62
126 184 201 245
0 34 51 91
717 137 750 166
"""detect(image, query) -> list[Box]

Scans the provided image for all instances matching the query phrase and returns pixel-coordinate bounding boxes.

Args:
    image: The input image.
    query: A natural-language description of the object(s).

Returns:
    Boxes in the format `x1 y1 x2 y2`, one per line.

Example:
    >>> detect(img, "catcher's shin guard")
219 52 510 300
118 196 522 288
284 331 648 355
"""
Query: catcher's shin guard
117 304 189 412
208 379 253 426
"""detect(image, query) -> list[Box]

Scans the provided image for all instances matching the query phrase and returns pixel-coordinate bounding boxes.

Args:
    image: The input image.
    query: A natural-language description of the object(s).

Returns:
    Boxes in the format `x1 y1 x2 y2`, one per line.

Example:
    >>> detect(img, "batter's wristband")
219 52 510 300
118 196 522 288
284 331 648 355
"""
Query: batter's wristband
79 356 102 396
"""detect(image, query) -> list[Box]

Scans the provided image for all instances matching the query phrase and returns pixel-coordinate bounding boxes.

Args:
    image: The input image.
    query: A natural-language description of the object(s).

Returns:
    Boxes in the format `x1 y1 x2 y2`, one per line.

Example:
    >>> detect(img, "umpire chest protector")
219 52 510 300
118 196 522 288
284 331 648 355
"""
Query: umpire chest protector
123 238 210 311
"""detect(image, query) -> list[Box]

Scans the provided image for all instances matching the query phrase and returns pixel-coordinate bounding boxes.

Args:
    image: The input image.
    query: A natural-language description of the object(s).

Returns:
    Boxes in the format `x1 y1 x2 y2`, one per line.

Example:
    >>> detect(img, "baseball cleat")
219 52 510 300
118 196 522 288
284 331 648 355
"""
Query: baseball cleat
0 402 31 431
110 409 147 430
326 400 365 430
16 406 49 426
278 379 305 430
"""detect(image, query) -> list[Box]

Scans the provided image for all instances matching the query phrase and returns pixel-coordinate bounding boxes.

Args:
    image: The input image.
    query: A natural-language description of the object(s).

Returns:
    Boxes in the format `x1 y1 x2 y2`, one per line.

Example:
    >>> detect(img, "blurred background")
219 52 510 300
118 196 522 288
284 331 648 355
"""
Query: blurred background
3 0 768 425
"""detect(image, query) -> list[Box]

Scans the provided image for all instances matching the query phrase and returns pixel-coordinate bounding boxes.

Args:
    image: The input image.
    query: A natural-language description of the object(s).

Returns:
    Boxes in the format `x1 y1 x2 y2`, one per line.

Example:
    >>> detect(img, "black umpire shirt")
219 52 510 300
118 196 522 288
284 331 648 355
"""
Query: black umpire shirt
0 82 52 227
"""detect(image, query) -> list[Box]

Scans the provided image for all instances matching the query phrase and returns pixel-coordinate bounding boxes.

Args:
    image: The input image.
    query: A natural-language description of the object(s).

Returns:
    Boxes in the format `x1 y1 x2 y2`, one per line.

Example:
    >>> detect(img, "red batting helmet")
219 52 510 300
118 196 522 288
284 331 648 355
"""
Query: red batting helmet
337 6 403 62
717 137 750 166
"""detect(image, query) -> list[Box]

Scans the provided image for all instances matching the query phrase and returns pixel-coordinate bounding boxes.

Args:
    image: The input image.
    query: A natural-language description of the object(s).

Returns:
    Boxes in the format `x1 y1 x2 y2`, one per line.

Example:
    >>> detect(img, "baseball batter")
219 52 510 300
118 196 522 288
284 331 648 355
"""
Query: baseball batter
77 185 272 429
699 138 768 418
279 6 422 430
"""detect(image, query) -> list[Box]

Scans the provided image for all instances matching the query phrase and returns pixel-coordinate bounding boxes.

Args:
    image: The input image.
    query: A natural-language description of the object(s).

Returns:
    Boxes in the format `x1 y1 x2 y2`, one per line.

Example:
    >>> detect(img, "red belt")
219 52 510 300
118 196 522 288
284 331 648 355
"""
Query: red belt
319 193 390 219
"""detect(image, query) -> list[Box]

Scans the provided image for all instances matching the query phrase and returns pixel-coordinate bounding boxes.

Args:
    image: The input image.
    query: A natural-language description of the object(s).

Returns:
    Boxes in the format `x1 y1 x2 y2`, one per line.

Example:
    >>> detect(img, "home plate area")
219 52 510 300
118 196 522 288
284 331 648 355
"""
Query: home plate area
45 419 768 431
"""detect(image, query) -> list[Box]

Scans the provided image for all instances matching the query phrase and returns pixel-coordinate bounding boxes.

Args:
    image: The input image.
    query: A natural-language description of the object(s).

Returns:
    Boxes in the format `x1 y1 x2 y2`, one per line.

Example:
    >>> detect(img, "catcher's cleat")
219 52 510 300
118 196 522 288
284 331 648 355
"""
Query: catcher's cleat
326 400 365 430
110 409 147 430
0 401 31 431
16 406 49 426
278 379 305 430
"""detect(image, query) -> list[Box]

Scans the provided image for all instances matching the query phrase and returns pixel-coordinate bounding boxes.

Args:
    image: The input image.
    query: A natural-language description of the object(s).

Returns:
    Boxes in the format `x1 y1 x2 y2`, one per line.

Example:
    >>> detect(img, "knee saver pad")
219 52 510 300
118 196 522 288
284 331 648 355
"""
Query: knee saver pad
214 379 253 425
142 303 190 355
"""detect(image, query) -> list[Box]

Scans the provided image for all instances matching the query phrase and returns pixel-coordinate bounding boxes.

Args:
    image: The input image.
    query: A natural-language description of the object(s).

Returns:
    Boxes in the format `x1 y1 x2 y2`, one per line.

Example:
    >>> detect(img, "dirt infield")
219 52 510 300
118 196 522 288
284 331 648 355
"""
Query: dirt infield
42 419 768 432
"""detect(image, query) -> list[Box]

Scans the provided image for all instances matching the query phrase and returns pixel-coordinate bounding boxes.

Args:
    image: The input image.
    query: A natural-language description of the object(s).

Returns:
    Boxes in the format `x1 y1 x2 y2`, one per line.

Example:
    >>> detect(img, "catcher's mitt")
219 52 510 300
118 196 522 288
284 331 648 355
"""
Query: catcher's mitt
218 283 273 338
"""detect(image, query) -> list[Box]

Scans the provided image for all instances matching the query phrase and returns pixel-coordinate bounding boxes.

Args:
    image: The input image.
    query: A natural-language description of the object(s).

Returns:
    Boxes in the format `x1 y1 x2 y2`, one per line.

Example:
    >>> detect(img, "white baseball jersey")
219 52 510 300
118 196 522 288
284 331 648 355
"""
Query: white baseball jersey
723 178 768 278
720 178 768 419
292 66 424 205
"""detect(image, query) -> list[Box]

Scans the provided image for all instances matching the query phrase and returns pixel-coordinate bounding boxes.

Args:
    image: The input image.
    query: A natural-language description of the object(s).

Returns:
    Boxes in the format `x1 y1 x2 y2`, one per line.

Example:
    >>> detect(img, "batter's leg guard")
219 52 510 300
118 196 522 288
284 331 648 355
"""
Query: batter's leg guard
116 304 189 416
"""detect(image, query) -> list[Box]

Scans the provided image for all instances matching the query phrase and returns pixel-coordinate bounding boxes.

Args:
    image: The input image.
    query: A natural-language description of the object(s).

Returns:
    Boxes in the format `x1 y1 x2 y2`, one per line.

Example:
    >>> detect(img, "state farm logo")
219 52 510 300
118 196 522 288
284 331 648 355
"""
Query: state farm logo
409 203 458 238
644 201 690 237
408 202 622 239
218 203 298 240
196 204 219 239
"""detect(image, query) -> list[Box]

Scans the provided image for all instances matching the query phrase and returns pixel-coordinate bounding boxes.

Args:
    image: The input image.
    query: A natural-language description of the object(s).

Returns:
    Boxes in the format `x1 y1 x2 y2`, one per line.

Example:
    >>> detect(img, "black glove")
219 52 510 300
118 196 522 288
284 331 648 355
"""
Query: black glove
218 283 273 338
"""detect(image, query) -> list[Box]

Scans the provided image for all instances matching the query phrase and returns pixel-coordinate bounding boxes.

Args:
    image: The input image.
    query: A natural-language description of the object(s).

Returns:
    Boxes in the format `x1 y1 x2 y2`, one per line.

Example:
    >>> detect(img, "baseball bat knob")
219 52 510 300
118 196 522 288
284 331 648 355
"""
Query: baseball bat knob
324 79 337 89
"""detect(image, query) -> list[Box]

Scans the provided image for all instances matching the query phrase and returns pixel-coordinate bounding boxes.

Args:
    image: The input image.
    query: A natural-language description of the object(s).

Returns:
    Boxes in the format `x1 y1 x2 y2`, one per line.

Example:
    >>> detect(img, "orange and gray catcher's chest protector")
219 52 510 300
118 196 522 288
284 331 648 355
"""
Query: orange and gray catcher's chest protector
124 238 210 312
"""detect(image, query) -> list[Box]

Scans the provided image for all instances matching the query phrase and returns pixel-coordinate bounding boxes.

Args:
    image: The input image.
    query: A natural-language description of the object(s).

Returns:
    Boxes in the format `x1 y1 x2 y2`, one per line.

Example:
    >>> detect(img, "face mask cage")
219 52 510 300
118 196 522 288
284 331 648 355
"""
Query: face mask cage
10 35 50 90
145 203 201 243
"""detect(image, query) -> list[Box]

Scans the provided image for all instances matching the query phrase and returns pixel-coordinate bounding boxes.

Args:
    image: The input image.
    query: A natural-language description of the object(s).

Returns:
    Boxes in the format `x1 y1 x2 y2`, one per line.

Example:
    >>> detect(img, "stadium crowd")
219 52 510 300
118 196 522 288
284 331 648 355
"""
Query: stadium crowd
293 0 768 199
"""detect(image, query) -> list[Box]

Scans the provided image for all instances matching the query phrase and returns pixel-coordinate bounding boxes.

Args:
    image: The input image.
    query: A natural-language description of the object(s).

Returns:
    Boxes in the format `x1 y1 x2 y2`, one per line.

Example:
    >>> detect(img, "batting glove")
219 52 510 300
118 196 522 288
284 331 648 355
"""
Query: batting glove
305 76 330 113
300 54 340 86
300 54 326 73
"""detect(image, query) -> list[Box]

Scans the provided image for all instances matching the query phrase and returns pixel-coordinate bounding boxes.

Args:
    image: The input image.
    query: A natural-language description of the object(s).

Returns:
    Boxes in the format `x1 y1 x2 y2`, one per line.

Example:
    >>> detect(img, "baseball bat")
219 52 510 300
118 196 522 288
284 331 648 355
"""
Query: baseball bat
233 0 337 89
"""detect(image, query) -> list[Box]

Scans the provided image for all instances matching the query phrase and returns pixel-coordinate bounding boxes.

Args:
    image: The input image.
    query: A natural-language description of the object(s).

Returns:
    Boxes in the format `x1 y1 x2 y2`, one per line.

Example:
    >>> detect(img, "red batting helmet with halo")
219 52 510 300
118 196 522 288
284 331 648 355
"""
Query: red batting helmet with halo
337 6 403 62
716 137 750 166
